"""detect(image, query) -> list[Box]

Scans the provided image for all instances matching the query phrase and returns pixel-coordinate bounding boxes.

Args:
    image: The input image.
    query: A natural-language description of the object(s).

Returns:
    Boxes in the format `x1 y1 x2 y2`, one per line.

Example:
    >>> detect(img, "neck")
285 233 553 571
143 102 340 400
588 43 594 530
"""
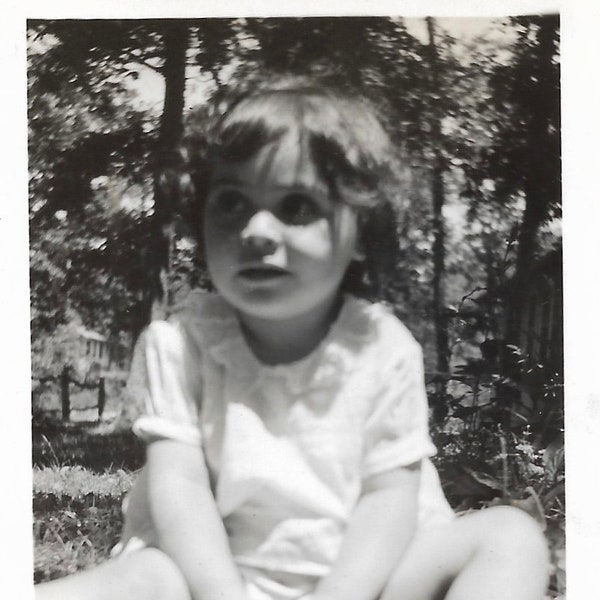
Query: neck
236 295 344 365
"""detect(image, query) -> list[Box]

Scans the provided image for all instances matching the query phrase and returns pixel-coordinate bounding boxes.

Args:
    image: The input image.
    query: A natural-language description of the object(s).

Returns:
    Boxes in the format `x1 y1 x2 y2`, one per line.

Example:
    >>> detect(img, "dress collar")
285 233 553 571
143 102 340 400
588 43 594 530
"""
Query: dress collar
178 290 376 394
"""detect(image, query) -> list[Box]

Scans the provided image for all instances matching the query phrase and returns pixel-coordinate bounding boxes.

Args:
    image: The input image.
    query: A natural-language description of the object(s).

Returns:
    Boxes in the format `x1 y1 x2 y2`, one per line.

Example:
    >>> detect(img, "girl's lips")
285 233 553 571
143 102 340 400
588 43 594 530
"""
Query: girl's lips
237 266 290 281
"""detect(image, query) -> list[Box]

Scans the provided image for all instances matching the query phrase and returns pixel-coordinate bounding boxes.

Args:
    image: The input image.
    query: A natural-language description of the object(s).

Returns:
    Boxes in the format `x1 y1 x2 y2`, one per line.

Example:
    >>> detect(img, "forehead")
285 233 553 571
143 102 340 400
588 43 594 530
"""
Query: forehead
211 134 328 193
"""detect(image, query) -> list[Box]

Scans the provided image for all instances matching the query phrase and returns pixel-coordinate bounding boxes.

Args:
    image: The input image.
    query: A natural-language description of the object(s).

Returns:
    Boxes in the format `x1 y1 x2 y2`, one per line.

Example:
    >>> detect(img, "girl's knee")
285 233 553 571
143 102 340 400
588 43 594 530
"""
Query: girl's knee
477 506 549 566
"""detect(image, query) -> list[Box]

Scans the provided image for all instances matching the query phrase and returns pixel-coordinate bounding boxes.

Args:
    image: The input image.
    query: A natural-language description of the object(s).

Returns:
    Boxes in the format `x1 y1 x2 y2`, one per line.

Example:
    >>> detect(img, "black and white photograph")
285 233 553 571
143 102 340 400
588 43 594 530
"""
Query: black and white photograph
2 1 598 598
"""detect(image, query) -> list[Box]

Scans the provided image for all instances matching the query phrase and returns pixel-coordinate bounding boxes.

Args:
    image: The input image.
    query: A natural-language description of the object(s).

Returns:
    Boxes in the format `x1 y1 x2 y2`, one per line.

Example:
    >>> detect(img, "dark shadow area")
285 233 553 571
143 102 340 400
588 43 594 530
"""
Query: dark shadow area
32 416 145 472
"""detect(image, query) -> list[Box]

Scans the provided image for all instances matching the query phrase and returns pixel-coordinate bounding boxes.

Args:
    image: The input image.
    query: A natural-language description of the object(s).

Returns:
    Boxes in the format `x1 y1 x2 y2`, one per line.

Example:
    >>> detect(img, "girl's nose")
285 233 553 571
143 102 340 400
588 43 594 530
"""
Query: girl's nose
241 210 282 254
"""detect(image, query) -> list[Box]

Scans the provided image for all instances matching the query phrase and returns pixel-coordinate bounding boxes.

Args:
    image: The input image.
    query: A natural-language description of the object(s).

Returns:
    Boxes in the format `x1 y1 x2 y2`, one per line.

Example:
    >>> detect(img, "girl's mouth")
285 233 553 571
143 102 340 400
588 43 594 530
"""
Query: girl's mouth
237 266 290 281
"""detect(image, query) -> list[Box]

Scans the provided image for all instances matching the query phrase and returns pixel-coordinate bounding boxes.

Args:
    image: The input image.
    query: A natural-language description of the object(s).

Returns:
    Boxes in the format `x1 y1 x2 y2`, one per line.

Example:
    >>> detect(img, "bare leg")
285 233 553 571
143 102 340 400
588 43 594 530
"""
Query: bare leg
381 506 550 600
35 548 191 600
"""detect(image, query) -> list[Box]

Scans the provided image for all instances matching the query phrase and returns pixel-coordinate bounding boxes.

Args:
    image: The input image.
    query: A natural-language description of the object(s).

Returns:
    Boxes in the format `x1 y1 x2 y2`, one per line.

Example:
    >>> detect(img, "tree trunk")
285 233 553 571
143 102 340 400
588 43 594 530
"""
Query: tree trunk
505 17 559 347
426 17 450 375
149 21 189 320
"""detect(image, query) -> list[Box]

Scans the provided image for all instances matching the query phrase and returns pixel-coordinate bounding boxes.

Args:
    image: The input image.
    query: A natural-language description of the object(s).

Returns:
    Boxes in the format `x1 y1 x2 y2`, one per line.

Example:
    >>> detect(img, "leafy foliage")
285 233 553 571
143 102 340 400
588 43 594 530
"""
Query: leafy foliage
28 22 161 350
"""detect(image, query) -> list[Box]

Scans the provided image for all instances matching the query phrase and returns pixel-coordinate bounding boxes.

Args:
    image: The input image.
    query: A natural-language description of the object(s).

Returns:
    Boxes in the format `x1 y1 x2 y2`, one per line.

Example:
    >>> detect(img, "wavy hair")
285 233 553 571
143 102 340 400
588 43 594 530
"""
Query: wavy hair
180 75 407 301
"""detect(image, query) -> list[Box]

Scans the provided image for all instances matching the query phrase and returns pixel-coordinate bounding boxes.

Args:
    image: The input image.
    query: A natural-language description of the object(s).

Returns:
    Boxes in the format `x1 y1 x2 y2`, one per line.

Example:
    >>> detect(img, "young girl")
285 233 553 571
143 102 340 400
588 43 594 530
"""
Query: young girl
36 78 549 600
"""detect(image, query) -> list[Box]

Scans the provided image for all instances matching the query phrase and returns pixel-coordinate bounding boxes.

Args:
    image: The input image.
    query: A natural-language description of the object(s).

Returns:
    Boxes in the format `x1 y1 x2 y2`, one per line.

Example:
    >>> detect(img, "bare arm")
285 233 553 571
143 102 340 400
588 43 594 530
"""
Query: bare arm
145 439 246 600
312 463 421 600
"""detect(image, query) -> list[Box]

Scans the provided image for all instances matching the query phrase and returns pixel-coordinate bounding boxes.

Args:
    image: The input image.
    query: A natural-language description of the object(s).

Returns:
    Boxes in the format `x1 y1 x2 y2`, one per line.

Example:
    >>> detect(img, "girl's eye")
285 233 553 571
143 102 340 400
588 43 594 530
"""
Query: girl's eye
209 189 248 218
278 193 323 225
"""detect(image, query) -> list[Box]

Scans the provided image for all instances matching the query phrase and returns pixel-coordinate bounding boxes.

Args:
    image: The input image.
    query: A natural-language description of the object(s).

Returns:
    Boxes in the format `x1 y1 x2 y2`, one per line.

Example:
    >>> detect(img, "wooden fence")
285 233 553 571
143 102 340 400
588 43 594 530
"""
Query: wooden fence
33 365 106 421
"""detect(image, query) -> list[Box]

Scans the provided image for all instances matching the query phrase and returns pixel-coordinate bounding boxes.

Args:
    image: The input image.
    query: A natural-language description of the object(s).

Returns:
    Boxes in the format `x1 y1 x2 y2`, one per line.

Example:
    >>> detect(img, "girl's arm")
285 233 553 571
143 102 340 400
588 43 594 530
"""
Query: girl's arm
312 462 421 600
145 438 247 600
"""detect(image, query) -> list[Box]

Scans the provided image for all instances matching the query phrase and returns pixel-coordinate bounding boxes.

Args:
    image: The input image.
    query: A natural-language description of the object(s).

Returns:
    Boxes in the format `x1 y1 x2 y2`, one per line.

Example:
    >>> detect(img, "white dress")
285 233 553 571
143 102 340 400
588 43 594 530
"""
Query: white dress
119 290 454 600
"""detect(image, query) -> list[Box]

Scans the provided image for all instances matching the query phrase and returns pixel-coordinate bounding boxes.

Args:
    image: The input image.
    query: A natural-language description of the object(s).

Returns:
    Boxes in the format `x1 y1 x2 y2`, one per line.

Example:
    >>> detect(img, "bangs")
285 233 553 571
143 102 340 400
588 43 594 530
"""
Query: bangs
210 87 393 207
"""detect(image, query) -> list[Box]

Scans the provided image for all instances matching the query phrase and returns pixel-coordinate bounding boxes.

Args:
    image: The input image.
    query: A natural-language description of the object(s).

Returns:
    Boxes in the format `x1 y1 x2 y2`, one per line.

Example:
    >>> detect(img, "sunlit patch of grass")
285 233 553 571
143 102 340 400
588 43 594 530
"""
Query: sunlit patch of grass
34 465 135 497
33 466 136 583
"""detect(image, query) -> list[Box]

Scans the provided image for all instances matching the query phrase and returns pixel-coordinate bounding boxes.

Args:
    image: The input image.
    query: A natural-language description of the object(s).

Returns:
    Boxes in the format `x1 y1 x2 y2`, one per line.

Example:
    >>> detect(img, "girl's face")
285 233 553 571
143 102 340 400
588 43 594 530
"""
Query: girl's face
203 134 359 325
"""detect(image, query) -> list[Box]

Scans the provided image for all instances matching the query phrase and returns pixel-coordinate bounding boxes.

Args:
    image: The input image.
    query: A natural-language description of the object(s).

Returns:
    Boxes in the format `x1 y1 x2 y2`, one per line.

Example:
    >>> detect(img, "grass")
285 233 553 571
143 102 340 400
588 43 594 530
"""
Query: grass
33 472 128 582
32 384 144 583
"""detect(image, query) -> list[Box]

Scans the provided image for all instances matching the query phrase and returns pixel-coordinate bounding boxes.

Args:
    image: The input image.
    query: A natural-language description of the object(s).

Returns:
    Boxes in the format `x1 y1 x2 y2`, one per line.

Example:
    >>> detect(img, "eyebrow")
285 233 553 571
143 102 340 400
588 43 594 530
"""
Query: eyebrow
210 176 329 197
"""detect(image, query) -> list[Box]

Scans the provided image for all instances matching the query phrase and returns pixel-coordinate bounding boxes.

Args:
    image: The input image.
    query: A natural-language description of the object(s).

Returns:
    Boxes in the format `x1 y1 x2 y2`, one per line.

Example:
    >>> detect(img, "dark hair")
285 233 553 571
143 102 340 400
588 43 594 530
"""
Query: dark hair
181 76 406 301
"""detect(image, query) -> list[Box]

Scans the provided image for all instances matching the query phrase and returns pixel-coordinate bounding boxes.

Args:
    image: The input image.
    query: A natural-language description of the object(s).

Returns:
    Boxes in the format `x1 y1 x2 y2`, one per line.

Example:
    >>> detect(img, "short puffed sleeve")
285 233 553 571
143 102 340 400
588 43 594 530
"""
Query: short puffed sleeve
127 319 203 446
362 333 436 480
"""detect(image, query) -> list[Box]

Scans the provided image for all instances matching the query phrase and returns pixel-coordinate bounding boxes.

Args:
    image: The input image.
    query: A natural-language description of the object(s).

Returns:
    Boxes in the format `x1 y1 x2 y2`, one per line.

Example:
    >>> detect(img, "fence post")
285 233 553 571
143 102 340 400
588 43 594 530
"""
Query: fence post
98 377 106 418
60 366 70 421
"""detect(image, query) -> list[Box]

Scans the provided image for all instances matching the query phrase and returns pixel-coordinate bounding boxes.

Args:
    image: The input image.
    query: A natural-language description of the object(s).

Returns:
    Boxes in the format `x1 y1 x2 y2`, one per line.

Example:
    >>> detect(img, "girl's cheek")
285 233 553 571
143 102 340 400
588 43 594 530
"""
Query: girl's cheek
205 217 243 246
204 231 232 266
287 220 333 258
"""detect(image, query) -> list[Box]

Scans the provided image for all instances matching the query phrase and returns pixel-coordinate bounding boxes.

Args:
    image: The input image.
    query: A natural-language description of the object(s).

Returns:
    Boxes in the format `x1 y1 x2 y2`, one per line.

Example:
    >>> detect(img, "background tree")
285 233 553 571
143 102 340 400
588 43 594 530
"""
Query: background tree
28 19 241 359
28 24 154 350
463 15 561 347
424 17 450 376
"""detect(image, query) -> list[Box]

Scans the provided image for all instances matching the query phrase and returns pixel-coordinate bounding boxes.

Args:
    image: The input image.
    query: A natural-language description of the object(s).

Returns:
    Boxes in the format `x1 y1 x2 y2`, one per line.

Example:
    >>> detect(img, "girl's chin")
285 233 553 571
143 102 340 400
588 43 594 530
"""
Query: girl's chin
221 289 342 326
229 298 307 321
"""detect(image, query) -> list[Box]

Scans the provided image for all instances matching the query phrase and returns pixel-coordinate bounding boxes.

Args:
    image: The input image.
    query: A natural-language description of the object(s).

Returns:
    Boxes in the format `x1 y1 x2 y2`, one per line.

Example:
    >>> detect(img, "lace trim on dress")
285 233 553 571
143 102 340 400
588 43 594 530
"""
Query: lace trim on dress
175 290 383 395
